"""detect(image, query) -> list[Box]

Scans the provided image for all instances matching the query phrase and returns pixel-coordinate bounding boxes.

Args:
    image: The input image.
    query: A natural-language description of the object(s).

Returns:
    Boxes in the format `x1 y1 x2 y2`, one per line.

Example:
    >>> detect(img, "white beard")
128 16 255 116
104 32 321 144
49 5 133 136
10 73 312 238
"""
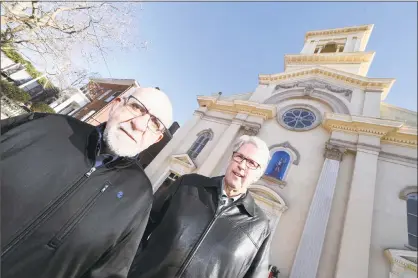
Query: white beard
103 125 143 157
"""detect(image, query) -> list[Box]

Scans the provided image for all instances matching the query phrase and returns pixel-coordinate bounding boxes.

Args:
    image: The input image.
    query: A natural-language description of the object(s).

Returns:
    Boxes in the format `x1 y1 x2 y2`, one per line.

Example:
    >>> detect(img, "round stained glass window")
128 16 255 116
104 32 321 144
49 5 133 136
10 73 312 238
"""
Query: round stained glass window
282 108 316 129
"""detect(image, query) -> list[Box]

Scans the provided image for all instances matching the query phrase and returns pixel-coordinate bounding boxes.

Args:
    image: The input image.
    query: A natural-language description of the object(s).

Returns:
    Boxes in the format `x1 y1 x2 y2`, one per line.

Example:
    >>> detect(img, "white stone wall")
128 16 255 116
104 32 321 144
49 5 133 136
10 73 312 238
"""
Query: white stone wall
258 99 332 276
369 156 417 278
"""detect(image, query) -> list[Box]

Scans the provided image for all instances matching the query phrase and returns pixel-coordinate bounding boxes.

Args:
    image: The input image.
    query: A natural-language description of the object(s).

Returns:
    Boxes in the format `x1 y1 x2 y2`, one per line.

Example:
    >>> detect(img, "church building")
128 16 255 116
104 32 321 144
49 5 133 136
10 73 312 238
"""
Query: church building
144 24 417 278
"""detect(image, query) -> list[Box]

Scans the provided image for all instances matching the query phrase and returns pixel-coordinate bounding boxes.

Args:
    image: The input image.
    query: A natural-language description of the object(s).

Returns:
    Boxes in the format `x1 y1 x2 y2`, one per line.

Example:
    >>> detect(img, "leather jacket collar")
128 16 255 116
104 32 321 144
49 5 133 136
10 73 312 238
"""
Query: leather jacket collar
204 176 256 217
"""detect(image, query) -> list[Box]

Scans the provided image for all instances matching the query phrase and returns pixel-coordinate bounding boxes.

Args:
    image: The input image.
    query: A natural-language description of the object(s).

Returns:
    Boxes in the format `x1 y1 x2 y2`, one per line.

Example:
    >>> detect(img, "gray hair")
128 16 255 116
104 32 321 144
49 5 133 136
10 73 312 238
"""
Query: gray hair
231 135 271 181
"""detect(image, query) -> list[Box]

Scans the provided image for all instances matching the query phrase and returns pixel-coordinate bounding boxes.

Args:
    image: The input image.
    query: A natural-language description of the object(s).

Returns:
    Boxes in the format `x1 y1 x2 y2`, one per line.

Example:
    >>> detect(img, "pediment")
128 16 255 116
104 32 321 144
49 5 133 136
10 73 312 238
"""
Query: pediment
385 248 417 273
259 66 395 100
274 78 353 101
171 154 196 169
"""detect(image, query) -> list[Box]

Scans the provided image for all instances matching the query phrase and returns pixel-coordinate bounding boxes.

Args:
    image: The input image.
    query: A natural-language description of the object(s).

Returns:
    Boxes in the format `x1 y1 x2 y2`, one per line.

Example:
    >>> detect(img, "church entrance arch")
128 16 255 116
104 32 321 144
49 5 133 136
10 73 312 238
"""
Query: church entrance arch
248 185 288 231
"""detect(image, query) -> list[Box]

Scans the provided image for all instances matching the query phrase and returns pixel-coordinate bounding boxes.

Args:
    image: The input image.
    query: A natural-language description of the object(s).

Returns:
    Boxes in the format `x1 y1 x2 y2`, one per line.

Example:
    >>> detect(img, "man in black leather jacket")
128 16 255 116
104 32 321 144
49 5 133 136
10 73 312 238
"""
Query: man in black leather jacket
1 87 173 278
129 135 272 278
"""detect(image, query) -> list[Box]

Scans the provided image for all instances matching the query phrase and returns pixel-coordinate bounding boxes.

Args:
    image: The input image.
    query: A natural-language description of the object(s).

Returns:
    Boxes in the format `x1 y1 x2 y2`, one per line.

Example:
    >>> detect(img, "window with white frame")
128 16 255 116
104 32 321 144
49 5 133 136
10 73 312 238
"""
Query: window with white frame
187 129 213 160
407 193 417 249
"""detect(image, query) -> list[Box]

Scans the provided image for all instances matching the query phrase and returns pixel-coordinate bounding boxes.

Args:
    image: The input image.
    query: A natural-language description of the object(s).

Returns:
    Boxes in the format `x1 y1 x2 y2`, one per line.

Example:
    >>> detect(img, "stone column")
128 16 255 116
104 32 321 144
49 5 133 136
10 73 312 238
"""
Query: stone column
196 118 243 177
145 108 205 182
335 146 380 278
289 143 345 278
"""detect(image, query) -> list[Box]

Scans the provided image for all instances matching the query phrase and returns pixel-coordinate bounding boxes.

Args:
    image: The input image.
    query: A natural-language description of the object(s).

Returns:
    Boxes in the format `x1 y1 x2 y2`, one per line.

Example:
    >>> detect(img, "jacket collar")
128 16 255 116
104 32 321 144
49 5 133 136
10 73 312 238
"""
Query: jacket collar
204 176 256 217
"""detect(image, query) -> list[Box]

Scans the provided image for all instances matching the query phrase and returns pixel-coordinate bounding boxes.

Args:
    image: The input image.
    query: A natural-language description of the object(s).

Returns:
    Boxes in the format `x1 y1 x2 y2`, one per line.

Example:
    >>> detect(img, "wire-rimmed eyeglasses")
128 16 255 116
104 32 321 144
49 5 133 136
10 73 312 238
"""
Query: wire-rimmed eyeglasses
124 95 169 136
232 152 260 170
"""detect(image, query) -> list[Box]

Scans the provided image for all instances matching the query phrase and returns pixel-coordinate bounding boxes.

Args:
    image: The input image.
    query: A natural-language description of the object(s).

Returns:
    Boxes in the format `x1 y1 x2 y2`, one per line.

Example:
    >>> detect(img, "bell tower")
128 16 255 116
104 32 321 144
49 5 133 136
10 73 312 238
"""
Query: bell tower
285 24 375 76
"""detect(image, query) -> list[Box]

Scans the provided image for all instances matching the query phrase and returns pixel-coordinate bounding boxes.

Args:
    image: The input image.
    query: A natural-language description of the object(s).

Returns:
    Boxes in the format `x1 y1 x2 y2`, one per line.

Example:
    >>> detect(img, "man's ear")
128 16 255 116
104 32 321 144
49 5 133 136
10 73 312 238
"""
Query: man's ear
155 133 164 143
109 97 123 116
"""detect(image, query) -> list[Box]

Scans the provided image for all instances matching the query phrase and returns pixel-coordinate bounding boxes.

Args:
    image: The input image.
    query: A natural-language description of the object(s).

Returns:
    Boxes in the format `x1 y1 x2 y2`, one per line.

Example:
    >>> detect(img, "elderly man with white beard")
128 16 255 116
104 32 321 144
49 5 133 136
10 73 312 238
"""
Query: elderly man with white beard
0 87 173 278
129 135 273 278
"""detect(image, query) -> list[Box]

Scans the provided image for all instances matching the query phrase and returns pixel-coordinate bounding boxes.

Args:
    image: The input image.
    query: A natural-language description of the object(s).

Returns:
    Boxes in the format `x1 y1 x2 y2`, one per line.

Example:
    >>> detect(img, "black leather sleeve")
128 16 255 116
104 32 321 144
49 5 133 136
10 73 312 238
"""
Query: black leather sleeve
244 230 272 278
142 176 185 243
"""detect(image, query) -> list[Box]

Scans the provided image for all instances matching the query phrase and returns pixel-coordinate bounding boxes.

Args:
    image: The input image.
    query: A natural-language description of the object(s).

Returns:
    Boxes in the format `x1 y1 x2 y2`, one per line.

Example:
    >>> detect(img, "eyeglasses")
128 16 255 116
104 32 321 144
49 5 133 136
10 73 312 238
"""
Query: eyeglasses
232 152 260 170
124 96 167 134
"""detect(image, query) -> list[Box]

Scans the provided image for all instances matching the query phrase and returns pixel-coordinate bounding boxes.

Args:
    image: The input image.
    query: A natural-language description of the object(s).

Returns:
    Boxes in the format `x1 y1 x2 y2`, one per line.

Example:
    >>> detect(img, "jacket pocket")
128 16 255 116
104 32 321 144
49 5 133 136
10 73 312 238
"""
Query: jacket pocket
47 182 111 249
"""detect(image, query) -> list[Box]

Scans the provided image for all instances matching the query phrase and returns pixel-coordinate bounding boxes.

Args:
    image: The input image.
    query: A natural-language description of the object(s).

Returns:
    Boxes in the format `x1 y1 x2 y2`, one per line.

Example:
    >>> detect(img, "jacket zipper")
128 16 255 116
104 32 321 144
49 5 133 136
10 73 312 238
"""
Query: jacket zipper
176 205 231 277
1 167 97 258
47 182 109 249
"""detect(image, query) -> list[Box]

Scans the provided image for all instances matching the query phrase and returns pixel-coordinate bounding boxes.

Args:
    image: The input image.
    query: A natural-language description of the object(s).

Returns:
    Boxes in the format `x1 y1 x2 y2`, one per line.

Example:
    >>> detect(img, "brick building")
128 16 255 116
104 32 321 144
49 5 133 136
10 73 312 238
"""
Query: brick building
73 78 140 125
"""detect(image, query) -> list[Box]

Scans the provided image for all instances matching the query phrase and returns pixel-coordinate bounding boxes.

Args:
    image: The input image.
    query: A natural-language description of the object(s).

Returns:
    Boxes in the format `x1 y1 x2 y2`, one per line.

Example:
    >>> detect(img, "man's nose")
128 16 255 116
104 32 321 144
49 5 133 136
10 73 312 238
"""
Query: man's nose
237 159 247 170
130 114 150 132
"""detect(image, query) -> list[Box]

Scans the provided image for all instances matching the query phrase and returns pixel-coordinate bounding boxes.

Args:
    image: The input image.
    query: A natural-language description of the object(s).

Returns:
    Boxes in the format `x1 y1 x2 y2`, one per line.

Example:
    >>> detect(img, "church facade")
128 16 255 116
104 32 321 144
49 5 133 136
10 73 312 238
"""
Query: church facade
144 24 417 278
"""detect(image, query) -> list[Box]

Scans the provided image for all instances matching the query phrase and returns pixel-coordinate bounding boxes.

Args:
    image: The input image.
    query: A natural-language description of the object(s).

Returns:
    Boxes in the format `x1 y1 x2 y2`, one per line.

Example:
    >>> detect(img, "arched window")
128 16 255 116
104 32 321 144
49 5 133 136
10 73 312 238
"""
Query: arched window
187 129 213 160
264 151 291 181
321 42 338 53
407 193 417 249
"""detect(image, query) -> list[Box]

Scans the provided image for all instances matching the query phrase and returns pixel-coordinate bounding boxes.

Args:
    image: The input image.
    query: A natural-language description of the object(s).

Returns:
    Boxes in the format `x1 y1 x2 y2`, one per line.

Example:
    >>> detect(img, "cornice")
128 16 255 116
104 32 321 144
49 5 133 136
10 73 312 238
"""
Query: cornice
304 24 374 50
305 25 373 40
197 96 276 120
284 51 375 69
385 248 417 274
258 66 395 100
323 113 417 148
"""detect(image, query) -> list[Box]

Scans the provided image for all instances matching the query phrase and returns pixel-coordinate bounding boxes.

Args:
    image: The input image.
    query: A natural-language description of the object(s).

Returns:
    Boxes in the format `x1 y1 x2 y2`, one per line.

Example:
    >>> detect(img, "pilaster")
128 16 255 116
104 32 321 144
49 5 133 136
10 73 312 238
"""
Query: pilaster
290 143 345 278
335 141 380 278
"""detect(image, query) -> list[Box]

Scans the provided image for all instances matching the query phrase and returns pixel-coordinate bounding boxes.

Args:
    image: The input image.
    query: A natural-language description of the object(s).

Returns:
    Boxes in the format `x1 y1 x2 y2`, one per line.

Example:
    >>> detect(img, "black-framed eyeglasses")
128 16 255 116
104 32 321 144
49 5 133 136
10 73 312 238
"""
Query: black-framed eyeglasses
124 95 169 135
232 151 260 170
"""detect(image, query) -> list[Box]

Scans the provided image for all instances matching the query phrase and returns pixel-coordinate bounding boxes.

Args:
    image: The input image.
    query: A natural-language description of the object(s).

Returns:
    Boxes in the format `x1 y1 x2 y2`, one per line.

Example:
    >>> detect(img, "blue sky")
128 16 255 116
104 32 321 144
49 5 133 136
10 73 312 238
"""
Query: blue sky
92 2 417 125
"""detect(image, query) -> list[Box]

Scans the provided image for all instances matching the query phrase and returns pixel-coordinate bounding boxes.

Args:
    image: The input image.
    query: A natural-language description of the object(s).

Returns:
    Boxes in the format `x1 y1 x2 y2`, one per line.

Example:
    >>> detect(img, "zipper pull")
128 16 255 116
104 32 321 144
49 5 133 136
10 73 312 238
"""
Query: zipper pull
85 167 96 177
101 184 109 192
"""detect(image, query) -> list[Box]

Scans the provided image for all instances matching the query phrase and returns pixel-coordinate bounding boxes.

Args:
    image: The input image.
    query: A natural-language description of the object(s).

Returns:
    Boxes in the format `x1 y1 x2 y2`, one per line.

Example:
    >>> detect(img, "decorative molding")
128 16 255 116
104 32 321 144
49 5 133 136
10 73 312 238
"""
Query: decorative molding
242 125 259 136
275 79 353 101
277 103 322 132
269 142 301 165
324 142 346 161
284 52 375 73
399 186 418 201
259 66 395 100
261 175 288 189
379 151 418 166
170 154 197 170
264 87 350 114
304 24 373 42
249 184 287 208
385 249 417 275
197 96 276 120
196 128 214 140
323 113 417 148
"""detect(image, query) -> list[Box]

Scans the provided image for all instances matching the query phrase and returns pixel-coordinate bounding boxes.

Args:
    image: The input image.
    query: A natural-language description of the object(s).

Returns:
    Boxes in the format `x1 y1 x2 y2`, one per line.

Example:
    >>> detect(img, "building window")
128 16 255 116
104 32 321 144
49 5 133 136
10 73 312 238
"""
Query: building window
97 89 113 100
407 193 417 249
282 108 316 129
264 151 291 181
187 129 213 160
80 110 96 122
105 95 116 103
321 42 338 53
